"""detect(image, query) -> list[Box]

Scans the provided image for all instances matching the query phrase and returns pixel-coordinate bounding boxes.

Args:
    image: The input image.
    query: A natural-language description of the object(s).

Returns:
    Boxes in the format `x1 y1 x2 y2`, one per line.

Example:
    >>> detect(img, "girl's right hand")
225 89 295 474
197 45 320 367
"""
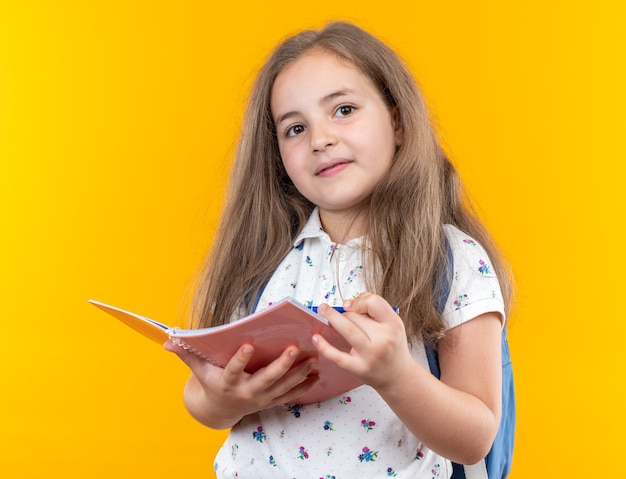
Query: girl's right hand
164 341 319 429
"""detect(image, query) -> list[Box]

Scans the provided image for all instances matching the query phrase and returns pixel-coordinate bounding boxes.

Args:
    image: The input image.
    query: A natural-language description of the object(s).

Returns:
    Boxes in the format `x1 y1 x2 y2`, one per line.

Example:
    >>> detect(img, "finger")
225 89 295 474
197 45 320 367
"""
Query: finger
264 357 320 401
312 333 355 370
273 373 320 406
343 293 399 323
317 303 371 349
248 346 302 389
342 298 406 348
221 344 256 383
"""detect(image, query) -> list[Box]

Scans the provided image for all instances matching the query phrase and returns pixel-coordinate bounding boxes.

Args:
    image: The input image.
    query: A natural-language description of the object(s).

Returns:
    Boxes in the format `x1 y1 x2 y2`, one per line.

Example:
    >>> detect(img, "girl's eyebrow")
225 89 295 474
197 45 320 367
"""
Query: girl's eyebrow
274 88 356 126
320 88 355 105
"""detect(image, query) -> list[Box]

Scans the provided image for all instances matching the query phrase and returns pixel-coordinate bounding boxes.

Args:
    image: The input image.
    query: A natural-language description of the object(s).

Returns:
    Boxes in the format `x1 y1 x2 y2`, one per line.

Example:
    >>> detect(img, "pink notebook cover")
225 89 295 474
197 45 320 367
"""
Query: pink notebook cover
89 298 362 404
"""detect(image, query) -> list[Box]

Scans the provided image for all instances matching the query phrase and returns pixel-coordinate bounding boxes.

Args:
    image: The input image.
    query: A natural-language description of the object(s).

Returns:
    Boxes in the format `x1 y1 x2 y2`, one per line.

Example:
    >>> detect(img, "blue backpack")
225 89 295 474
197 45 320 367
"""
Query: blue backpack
426 247 516 478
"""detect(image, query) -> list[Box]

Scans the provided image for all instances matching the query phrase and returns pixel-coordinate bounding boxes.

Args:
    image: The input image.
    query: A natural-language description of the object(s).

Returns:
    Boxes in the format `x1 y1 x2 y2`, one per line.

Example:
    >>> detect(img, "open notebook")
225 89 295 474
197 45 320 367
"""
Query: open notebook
89 297 361 404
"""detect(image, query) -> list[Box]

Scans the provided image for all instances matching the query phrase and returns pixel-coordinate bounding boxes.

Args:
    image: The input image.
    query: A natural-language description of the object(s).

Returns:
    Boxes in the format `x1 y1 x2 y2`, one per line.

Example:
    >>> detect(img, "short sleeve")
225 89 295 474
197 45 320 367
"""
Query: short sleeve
441 225 506 331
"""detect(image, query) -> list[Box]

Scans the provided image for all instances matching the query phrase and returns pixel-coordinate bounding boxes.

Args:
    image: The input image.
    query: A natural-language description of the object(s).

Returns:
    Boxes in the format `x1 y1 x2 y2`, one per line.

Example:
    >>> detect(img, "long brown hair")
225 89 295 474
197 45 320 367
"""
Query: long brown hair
191 21 513 341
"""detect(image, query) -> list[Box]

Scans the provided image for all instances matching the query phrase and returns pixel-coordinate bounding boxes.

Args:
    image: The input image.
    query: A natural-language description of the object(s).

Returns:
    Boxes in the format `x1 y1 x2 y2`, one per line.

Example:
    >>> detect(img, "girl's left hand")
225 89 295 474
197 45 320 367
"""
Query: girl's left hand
312 292 413 389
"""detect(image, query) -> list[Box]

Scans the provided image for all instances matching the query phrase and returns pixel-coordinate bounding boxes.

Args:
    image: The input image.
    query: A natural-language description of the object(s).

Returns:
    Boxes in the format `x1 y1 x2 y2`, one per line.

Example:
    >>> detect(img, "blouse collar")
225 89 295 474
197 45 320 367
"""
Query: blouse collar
293 208 365 249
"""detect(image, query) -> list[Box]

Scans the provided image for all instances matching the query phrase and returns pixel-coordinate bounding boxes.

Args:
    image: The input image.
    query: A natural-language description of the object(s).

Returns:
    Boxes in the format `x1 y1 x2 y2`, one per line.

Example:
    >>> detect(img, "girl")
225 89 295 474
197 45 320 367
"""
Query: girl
166 21 513 479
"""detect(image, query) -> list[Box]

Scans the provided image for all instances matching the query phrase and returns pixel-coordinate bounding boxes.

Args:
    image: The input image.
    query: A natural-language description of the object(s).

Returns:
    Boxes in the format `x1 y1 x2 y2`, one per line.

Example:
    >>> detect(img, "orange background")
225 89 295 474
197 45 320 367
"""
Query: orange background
1 1 624 477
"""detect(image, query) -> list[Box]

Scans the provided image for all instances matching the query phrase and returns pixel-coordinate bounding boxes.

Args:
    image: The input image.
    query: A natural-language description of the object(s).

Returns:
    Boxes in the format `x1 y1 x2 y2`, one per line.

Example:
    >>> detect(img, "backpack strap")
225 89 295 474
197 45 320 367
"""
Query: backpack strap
426 240 477 478
485 333 515 478
426 239 515 479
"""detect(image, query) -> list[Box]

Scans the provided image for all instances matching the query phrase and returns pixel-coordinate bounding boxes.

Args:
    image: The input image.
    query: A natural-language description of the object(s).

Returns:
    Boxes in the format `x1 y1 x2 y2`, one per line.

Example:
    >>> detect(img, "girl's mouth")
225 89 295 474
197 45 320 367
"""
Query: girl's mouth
315 160 352 177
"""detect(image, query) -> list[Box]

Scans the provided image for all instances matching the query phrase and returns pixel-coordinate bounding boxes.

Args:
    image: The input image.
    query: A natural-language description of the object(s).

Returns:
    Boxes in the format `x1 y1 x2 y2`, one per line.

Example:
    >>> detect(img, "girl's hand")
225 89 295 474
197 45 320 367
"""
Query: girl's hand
165 341 319 429
316 293 503 464
312 292 413 390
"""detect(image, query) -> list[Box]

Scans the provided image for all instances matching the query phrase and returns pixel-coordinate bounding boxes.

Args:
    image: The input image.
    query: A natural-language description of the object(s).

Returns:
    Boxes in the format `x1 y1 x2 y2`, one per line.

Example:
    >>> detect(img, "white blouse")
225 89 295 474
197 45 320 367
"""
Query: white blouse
213 209 505 479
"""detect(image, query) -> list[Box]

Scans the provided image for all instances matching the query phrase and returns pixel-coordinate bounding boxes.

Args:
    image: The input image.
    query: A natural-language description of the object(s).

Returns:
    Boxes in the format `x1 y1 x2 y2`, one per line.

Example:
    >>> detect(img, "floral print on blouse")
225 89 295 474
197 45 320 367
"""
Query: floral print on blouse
213 209 505 478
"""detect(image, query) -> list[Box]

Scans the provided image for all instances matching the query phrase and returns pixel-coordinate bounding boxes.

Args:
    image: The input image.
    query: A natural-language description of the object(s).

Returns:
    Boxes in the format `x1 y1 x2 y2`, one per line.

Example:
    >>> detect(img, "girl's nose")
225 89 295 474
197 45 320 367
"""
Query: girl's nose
310 123 337 152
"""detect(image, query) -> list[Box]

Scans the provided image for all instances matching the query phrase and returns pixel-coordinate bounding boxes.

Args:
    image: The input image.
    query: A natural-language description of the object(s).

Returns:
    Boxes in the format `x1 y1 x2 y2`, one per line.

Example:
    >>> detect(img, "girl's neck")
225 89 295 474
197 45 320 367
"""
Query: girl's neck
319 209 367 244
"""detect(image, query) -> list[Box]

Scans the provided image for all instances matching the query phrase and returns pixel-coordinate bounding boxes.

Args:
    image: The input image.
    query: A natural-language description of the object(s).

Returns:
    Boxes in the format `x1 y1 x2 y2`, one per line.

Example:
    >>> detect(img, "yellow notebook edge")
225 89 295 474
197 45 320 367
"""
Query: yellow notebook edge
88 299 170 345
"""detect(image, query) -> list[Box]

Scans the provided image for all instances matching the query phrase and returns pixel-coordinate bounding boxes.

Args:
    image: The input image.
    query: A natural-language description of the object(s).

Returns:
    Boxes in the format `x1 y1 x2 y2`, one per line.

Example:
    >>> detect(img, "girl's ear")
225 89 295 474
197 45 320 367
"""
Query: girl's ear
391 107 404 147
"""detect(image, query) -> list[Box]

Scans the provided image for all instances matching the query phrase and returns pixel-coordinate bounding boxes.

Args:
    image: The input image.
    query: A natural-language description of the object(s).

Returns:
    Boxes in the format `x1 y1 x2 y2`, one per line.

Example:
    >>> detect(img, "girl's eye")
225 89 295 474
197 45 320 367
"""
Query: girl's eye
286 124 306 137
336 104 355 117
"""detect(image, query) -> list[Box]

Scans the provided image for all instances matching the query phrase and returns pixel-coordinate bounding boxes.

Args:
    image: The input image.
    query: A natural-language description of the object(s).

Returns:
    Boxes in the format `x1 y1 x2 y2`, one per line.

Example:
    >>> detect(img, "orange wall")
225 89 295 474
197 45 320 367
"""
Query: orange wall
1 1 625 477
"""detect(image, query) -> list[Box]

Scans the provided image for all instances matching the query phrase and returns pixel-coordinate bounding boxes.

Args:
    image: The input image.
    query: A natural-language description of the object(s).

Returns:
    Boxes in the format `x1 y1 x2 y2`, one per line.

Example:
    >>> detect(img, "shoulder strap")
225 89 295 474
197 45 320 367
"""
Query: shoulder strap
426 240 472 478
426 238 515 479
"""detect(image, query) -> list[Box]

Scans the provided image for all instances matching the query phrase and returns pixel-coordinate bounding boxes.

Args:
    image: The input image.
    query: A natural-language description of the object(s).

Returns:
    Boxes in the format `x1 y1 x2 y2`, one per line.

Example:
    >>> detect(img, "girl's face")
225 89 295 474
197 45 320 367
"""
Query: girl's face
271 50 401 229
